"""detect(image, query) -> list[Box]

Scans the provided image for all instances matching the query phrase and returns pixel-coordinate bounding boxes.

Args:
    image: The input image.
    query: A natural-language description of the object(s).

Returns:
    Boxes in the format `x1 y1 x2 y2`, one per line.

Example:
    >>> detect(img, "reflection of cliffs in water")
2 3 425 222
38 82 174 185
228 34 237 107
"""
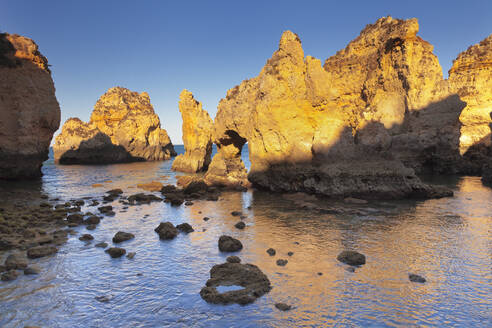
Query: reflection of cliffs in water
54 87 176 165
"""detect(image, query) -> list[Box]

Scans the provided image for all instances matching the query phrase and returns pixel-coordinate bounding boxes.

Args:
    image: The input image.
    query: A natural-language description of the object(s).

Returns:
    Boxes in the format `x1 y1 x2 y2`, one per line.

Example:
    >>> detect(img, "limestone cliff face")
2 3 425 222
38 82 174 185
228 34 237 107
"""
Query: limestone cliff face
448 34 492 173
0 33 60 179
54 87 176 164
206 19 455 198
172 90 213 173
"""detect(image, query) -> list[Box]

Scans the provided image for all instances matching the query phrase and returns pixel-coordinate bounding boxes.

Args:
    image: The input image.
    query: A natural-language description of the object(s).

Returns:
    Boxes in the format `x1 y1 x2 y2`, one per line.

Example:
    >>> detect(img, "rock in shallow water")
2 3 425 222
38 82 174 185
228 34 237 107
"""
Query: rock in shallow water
276 259 288 266
27 245 57 259
105 247 126 258
79 234 94 241
226 256 241 263
112 231 135 243
409 273 426 283
176 223 194 233
266 248 276 256
1 270 19 281
275 303 292 311
200 262 271 305
234 221 246 230
5 254 28 270
154 222 178 240
337 250 366 266
218 235 243 252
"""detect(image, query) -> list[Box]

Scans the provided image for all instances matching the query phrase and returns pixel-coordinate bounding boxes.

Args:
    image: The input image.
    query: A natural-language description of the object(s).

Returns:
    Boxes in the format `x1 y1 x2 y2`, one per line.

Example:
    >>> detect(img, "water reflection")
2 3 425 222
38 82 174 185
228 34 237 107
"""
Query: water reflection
0 148 490 327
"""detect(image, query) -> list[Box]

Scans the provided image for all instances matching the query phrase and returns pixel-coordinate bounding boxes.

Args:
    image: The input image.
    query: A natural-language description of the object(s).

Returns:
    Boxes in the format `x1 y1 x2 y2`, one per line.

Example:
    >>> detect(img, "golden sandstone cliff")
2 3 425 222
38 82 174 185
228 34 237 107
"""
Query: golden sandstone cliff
54 87 176 164
0 33 60 179
197 17 490 198
171 90 213 173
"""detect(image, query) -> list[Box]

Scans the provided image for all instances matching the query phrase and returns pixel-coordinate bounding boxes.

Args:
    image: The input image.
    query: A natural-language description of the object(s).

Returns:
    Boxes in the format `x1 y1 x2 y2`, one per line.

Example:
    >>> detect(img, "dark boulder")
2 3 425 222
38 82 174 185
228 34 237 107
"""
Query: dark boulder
112 231 135 243
218 235 243 252
105 247 126 258
176 223 194 233
27 245 57 259
337 250 366 266
409 273 426 283
154 222 178 240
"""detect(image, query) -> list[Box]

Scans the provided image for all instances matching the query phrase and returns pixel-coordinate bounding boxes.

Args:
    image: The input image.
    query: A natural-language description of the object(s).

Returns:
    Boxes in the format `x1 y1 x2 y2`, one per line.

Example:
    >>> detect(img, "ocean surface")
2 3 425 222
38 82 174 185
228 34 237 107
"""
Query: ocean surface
0 145 490 327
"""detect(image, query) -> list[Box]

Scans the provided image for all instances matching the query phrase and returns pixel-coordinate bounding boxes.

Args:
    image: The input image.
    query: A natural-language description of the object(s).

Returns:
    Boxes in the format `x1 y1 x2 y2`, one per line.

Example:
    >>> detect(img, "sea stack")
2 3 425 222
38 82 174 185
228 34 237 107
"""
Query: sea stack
206 17 459 199
53 87 176 164
0 33 61 179
448 34 492 174
172 90 213 173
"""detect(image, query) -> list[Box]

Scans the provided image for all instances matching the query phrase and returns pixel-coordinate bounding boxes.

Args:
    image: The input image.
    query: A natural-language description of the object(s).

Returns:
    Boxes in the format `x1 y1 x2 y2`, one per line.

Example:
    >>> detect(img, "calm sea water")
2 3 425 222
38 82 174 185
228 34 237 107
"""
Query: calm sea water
0 145 490 327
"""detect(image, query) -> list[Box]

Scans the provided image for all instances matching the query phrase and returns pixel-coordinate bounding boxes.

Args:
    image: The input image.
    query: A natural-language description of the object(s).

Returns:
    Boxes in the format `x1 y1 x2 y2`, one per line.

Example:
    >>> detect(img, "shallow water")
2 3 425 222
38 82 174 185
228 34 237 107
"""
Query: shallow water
0 146 491 327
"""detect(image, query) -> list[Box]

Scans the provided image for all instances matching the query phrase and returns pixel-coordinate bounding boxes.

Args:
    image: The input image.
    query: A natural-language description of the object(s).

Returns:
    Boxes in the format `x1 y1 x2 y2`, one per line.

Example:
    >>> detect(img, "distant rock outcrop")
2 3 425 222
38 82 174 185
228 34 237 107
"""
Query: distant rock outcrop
448 34 492 174
172 90 213 173
0 33 60 179
205 17 457 199
54 87 176 164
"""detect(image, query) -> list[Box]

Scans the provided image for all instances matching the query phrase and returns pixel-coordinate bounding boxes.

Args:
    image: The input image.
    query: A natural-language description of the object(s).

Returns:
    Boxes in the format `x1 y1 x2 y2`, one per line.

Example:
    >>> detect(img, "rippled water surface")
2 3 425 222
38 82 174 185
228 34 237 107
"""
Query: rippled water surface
0 146 491 327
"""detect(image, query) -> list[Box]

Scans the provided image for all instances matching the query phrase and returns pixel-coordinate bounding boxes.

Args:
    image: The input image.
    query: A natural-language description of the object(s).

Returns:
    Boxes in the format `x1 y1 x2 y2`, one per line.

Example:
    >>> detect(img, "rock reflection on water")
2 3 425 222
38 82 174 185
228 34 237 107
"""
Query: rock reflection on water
0 150 491 327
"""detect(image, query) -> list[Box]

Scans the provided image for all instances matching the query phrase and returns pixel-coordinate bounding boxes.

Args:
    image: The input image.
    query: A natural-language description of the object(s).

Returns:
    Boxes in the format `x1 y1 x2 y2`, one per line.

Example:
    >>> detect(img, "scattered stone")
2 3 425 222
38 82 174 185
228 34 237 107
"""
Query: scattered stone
112 231 135 243
126 252 136 259
98 205 113 214
409 273 426 283
337 250 366 266
231 211 242 217
276 259 288 266
95 242 108 248
218 235 243 252
266 248 276 256
154 222 178 240
27 246 57 259
176 223 194 233
184 201 194 206
234 221 246 230
24 266 40 275
86 224 97 230
79 234 94 241
275 303 292 311
95 295 111 303
105 247 126 258
200 262 271 305
203 217 210 221
1 270 19 281
84 215 101 225
107 189 123 196
128 193 162 204
226 256 241 263
287 251 294 256
5 254 28 270
66 213 84 225
345 266 356 273
317 272 323 276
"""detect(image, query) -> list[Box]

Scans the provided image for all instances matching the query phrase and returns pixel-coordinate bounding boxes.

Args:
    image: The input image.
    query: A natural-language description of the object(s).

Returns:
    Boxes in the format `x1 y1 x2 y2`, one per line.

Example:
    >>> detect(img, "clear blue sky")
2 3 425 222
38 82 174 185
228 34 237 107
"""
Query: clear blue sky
1 0 491 144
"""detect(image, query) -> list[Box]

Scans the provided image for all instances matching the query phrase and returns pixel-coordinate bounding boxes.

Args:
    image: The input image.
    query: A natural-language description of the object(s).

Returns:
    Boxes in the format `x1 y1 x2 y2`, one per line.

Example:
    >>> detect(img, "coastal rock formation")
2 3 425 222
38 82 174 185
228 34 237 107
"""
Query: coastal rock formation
0 33 60 179
172 90 213 173
54 87 176 164
206 17 457 199
448 34 492 174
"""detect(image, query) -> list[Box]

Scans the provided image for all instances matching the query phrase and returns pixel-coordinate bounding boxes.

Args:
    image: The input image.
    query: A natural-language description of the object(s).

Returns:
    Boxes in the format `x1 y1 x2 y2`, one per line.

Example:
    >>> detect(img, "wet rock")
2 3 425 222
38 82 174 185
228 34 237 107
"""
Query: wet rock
275 303 292 311
337 250 366 266
66 213 84 225
1 270 19 281
163 193 185 206
27 245 57 259
200 262 271 305
409 273 426 283
128 193 162 204
266 248 276 256
84 215 101 225
73 200 85 206
107 189 123 196
79 234 94 241
184 201 194 206
344 197 368 204
218 235 243 252
276 259 288 266
24 266 40 275
176 223 194 233
317 272 323 276
86 224 96 230
112 231 135 243
234 222 246 230
95 242 108 248
95 295 111 303
98 205 113 214
160 185 178 193
226 256 241 263
5 254 28 270
287 251 294 256
154 222 178 240
231 211 242 217
126 252 136 259
203 217 210 221
183 179 209 195
105 247 126 258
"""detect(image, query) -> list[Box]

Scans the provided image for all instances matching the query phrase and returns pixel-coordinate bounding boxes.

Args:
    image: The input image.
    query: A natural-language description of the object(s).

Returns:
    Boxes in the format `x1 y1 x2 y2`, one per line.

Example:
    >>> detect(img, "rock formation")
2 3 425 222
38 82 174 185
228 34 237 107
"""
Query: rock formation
448 34 492 174
54 87 176 164
172 90 213 172
0 33 60 179
205 17 458 199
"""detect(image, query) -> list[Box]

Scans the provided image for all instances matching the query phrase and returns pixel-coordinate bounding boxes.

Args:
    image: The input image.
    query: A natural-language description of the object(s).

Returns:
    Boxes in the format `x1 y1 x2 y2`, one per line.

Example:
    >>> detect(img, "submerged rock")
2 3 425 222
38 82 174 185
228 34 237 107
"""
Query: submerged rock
53 87 176 164
0 33 61 179
95 242 108 248
409 273 426 283
176 223 194 233
112 231 134 243
24 266 40 275
275 303 292 311
105 247 126 258
4 254 27 270
172 90 214 173
337 250 366 266
218 235 243 252
1 270 19 281
154 222 178 240
200 262 271 305
79 234 94 241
